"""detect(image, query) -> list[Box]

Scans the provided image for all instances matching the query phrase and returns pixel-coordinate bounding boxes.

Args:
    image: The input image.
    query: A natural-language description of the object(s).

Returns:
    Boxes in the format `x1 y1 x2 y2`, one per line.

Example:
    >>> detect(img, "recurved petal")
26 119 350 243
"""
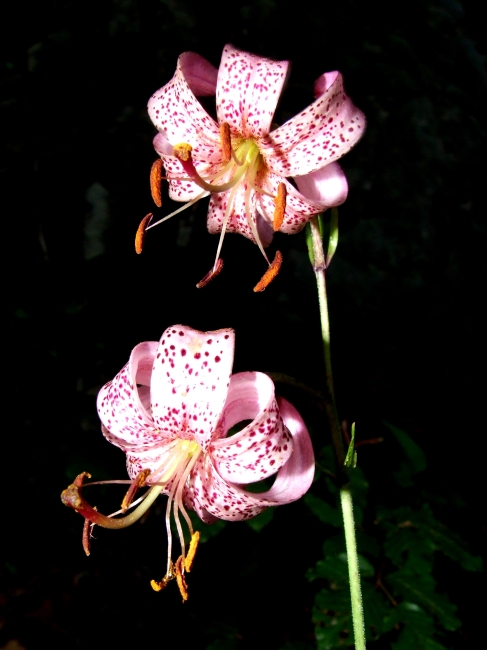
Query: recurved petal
216 44 289 140
179 51 218 96
257 397 315 503
313 71 341 99
188 397 314 521
211 372 293 484
261 71 365 177
294 162 348 207
97 341 161 451
148 54 221 163
150 326 235 451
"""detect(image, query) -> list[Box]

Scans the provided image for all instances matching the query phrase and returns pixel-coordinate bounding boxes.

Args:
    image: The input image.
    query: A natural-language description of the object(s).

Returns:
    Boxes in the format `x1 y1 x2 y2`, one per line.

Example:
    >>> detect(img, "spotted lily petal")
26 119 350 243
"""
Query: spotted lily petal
97 341 159 451
262 71 365 177
150 325 234 451
216 44 289 139
148 53 221 163
211 372 293 484
186 394 314 521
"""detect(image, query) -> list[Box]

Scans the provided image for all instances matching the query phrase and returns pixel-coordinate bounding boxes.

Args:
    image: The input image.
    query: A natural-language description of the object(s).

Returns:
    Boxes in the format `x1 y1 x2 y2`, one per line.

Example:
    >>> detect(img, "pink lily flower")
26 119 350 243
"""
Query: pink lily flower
61 325 314 600
143 44 365 290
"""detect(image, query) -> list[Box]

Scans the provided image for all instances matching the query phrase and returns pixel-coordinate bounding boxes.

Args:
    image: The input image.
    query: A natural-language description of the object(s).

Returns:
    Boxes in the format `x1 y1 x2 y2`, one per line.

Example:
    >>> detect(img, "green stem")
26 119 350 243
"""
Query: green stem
309 217 344 467
340 486 366 650
309 215 366 650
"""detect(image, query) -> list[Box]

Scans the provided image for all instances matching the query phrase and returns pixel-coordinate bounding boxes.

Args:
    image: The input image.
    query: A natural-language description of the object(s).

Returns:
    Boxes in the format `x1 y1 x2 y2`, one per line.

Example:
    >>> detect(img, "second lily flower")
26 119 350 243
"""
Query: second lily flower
62 325 315 601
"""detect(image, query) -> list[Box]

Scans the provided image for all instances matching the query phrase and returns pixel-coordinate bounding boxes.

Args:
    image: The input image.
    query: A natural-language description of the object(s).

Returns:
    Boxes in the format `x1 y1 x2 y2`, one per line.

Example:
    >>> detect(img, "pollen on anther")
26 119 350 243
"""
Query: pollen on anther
184 531 200 572
150 575 172 592
273 183 287 232
253 250 283 292
135 213 153 254
150 159 164 207
175 556 189 602
220 123 232 162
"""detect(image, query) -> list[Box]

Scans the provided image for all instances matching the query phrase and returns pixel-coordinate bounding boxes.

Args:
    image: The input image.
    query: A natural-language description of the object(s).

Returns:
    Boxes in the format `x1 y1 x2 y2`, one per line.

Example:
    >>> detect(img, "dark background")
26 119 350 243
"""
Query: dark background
2 0 485 648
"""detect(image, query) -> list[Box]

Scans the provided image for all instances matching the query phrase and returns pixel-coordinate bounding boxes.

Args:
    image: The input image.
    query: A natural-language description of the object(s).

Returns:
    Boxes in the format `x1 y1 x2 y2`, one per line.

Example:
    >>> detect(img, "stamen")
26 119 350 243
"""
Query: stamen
147 190 209 230
184 531 200 572
175 556 189 602
196 258 224 289
150 159 164 207
121 469 151 513
273 183 287 232
253 250 283 292
220 123 232 162
135 213 153 254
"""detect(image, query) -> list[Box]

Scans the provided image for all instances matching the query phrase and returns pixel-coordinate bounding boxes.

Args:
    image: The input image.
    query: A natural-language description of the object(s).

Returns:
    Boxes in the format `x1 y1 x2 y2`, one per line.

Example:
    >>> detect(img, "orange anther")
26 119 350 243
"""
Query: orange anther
121 468 151 513
196 258 224 289
184 531 200 573
150 575 172 592
175 556 189 602
135 213 153 254
253 250 283 292
220 123 232 162
273 183 287 232
172 142 193 162
150 159 163 208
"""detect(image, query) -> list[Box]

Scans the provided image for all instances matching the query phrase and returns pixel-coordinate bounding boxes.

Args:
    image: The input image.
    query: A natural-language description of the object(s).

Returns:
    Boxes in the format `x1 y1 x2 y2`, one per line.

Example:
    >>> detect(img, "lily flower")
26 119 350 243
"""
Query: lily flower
61 325 314 601
142 44 365 290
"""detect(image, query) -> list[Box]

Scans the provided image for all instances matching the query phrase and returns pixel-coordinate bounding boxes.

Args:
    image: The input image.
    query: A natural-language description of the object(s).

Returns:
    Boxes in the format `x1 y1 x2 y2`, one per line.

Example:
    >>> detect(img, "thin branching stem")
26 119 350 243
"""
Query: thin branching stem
308 215 366 650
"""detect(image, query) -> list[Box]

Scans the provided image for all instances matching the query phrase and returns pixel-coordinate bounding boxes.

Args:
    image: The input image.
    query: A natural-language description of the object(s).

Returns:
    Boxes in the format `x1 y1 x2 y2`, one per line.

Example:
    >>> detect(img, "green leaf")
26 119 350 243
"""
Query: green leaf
304 493 342 527
383 421 427 486
344 422 357 470
389 567 461 631
307 555 350 583
313 587 353 650
381 503 483 572
384 603 449 650
414 505 483 572
312 580 390 646
326 207 339 266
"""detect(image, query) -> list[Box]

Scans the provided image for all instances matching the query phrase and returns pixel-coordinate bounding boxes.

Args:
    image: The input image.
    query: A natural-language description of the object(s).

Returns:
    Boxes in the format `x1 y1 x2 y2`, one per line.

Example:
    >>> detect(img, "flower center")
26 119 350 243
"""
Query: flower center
139 123 287 290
